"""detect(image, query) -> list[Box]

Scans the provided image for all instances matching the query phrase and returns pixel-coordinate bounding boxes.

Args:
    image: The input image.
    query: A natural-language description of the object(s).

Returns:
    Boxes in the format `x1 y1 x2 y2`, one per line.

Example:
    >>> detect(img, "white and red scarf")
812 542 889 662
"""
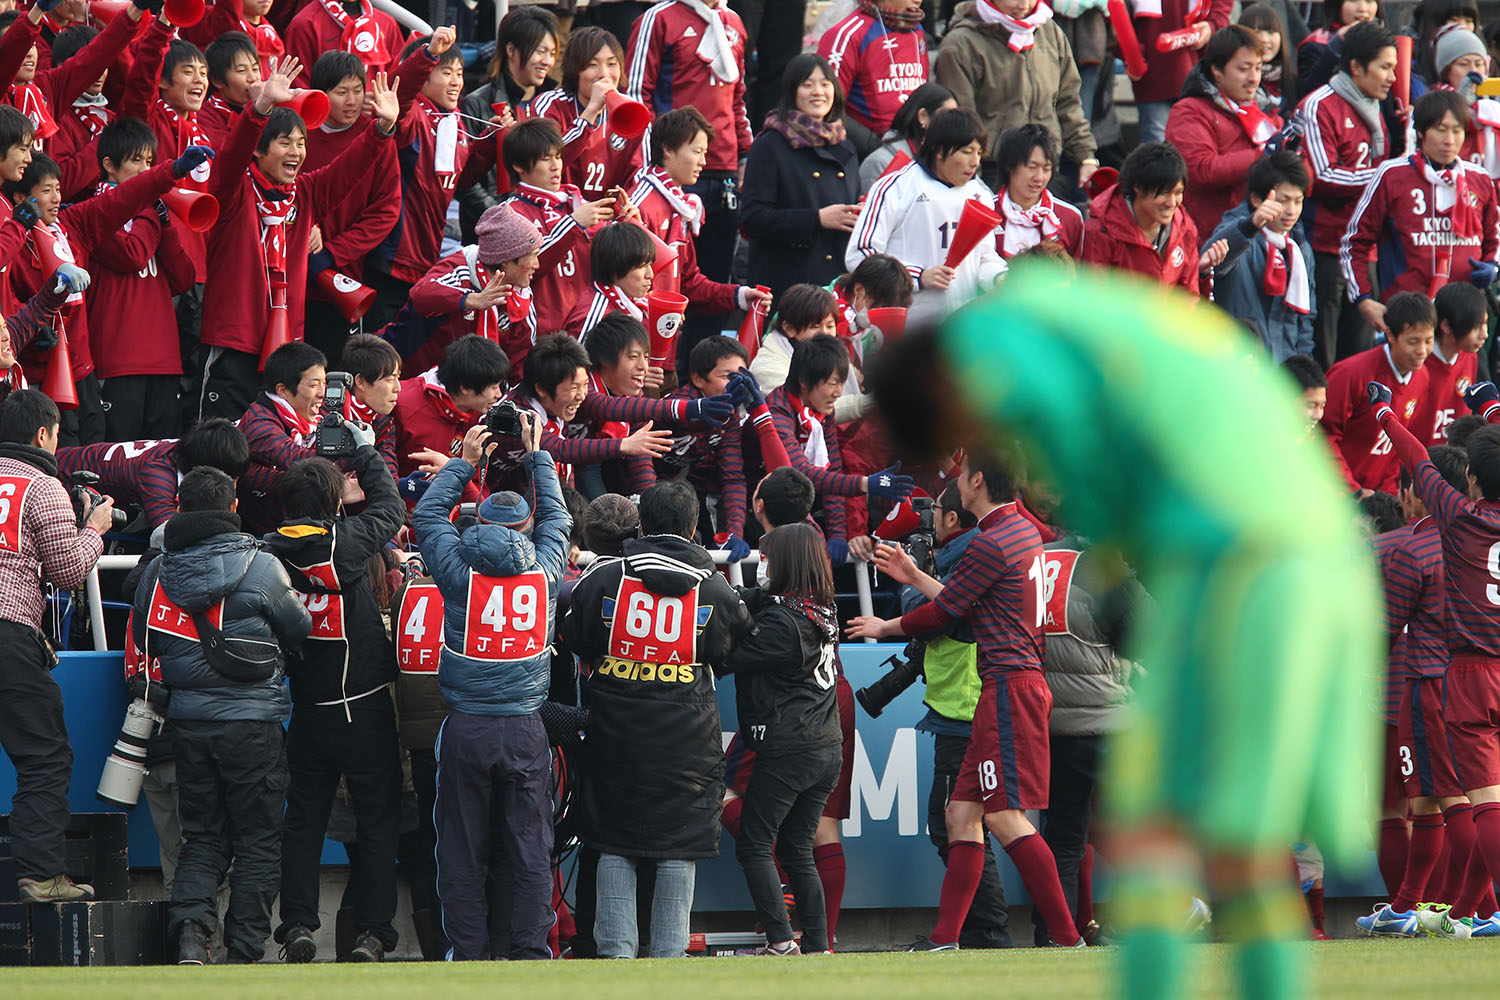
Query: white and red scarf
786 390 829 467
71 91 110 140
678 0 741 83
157 101 212 186
1474 98 1500 179
1261 228 1310 314
250 162 296 285
241 16 286 73
11 83 57 148
594 282 645 321
637 165 705 236
1204 80 1277 147
320 0 384 66
998 186 1061 257
205 94 240 121
419 96 461 182
515 181 581 228
974 0 1054 52
266 391 317 441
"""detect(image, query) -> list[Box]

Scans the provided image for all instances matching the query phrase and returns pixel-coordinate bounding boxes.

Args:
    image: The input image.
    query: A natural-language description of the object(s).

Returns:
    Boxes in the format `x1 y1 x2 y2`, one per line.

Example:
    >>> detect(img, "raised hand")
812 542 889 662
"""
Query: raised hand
428 25 457 55
251 55 303 113
465 270 511 313
367 71 398 130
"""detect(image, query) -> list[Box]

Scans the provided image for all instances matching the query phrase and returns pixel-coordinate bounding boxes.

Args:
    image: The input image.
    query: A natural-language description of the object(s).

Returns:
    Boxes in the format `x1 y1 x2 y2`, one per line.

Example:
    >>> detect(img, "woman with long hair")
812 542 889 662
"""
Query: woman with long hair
724 523 844 955
859 82 956 191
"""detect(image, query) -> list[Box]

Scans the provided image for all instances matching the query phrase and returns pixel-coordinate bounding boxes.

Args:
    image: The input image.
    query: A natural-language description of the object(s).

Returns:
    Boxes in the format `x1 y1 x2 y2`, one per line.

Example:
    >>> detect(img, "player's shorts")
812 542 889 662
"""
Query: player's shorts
1399 675 1465 799
1444 654 1500 791
951 671 1052 811
1383 723 1407 810
1105 546 1381 862
821 674 856 820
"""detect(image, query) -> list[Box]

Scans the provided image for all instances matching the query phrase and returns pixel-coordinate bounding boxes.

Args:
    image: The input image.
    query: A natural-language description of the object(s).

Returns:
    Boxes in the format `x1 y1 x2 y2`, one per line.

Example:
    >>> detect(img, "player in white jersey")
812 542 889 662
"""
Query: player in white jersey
846 108 1006 326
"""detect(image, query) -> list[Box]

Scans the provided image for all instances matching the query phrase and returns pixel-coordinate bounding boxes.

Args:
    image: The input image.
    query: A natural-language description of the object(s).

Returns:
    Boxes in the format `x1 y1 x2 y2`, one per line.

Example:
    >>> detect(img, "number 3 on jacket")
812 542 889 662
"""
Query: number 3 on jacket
460 570 549 660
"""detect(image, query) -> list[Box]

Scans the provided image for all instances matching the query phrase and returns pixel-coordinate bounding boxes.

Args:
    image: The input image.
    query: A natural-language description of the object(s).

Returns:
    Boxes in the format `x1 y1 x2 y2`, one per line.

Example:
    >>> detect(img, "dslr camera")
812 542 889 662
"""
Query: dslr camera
856 638 927 719
315 371 357 459
904 496 938 578
69 471 126 531
484 398 523 439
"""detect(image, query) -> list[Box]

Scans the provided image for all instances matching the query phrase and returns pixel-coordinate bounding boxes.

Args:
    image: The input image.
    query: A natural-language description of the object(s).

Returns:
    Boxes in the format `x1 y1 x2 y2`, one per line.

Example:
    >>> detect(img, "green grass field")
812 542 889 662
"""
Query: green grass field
8 942 1500 999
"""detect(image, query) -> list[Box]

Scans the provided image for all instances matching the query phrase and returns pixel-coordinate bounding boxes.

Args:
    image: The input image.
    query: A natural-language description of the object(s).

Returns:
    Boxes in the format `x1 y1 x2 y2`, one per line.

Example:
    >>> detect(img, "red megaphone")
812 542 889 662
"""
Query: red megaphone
1107 0 1148 78
88 0 141 26
643 226 679 293
283 89 330 129
31 225 72 275
259 282 292 371
314 268 377 323
161 187 219 232
879 151 912 181
944 199 1002 269
163 0 205 26
737 285 771 363
874 487 929 541
42 333 77 409
1394 34 1413 108
646 290 688 368
1087 165 1118 200
867 306 907 340
603 90 651 140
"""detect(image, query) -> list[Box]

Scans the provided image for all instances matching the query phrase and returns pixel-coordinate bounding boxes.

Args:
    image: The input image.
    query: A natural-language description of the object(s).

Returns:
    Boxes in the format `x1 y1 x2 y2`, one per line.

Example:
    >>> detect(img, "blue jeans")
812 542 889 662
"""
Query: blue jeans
595 854 696 958
1137 100 1172 144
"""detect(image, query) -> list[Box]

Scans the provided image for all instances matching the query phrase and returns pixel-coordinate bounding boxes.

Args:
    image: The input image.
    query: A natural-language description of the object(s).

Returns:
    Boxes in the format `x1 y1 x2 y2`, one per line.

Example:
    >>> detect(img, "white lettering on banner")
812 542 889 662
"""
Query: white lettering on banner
841 728 918 838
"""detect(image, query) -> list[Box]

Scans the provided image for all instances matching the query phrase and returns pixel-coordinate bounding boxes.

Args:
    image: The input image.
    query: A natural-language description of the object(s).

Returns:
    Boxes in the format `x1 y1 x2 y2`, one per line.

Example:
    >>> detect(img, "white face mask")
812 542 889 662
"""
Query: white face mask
756 554 770 588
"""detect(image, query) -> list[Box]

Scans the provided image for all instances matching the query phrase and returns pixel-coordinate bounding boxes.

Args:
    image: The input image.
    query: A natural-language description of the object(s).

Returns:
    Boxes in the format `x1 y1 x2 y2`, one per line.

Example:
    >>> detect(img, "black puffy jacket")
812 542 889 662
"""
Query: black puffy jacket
562 534 754 860
724 589 842 755
262 445 406 712
131 509 313 722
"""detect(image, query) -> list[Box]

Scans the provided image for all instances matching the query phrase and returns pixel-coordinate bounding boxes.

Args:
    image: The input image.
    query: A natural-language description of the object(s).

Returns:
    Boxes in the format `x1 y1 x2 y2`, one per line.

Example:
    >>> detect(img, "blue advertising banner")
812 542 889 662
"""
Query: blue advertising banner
1 646 1382 910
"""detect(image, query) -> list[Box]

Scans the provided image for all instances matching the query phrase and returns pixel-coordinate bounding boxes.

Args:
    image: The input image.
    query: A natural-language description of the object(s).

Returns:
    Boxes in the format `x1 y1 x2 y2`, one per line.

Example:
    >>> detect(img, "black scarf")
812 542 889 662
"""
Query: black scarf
164 509 243 552
772 593 840 644
0 441 58 477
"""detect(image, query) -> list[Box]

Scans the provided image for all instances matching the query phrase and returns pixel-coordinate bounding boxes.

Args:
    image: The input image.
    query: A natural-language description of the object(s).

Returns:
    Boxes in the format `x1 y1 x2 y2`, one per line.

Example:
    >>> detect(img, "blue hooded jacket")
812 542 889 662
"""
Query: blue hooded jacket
1205 200 1317 363
412 451 572 716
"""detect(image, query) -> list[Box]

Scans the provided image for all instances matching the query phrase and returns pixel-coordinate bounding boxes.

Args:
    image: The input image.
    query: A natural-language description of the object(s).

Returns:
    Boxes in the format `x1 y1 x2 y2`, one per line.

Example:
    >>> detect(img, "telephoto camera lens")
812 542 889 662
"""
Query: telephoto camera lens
95 699 165 807
854 641 927 719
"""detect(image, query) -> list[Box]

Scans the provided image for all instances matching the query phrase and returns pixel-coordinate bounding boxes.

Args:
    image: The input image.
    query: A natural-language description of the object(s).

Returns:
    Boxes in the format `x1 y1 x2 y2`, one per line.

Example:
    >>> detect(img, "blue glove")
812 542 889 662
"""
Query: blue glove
722 533 751 563
866 461 914 502
172 145 214 179
1470 258 1499 289
12 196 39 229
684 392 735 425
398 473 432 501
53 263 90 295
827 538 849 566
1465 380 1500 417
729 368 766 409
1263 119 1303 155
1366 380 1393 421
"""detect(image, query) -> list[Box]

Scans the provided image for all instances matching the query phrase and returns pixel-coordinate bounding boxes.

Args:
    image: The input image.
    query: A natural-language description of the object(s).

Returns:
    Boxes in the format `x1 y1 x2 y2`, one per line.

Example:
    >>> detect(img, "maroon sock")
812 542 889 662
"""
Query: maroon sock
1442 804 1476 905
1393 815 1445 912
1428 836 1452 902
1452 836 1492 918
1378 818 1409 899
1075 842 1096 934
1308 884 1325 933
813 843 846 944
721 797 743 839
1471 802 1500 918
930 840 984 946
1005 833 1081 947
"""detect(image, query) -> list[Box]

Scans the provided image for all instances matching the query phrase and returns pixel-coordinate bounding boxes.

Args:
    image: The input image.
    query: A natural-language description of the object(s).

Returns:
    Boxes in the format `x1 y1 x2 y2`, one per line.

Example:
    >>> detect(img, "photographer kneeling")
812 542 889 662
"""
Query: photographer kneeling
0 389 114 903
265 418 407 963
131 468 314 964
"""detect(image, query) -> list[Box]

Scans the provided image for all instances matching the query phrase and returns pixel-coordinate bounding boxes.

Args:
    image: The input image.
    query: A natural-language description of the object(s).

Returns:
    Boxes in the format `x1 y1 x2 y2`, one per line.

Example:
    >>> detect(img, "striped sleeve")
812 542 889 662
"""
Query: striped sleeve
1339 159 1393 299
767 402 865 497
1379 537 1420 634
543 429 626 464
140 447 182 528
625 2 668 105
1301 90 1381 197
846 168 905 273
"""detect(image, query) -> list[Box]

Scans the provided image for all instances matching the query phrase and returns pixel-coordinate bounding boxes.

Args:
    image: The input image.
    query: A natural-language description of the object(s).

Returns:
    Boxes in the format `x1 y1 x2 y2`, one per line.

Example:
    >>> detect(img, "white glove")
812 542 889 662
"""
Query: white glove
53 263 90 295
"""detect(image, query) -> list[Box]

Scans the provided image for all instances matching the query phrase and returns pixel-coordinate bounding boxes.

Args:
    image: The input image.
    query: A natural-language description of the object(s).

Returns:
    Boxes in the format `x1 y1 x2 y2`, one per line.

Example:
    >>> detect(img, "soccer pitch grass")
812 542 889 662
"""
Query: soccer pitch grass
8 942 1500 999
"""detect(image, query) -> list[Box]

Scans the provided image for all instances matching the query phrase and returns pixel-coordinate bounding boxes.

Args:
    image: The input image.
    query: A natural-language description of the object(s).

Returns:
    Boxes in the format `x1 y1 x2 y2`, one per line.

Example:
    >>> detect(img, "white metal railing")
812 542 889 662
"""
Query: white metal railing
371 0 433 36
80 548 879 652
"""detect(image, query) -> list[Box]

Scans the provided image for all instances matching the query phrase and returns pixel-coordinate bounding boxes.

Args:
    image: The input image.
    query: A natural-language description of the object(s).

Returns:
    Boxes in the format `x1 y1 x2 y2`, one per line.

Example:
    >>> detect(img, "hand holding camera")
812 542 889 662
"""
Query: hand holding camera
460 424 496 466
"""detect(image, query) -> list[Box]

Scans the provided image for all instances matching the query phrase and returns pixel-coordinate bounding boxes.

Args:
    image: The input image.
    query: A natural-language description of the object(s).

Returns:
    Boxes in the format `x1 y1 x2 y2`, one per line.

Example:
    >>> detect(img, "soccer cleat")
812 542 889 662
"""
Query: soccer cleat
756 940 800 956
280 924 317 963
1310 929 1331 941
1355 904 1420 937
1417 908 1472 939
1183 897 1213 934
17 874 94 904
1469 915 1500 938
906 936 959 952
